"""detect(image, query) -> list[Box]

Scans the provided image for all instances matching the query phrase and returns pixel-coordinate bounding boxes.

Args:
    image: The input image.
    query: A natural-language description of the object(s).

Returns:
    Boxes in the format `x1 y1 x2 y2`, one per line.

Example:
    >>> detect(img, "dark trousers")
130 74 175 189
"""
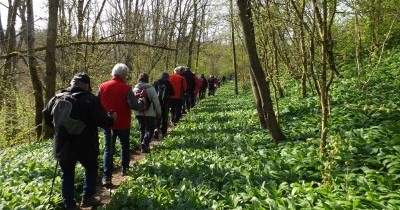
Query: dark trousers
185 91 195 109
208 87 215 96
60 157 97 208
170 98 183 124
190 92 196 108
156 104 169 135
199 88 206 99
136 116 156 147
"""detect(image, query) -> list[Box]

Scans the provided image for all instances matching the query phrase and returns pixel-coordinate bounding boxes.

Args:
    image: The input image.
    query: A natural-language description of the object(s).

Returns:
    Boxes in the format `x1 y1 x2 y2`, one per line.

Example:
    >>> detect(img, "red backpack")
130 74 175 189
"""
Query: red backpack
134 87 151 112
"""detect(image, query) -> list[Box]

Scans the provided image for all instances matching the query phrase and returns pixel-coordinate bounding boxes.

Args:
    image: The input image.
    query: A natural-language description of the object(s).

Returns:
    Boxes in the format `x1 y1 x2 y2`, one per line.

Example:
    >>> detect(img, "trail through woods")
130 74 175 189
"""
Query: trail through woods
80 127 174 209
96 138 161 207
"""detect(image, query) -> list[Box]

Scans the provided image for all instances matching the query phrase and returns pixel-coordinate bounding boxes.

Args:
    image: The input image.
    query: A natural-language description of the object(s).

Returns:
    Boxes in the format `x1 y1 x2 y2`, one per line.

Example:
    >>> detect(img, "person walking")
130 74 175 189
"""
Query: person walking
43 73 115 209
208 75 216 96
199 73 207 99
182 67 196 110
98 63 138 186
169 66 187 125
153 72 174 139
193 73 201 104
133 73 162 153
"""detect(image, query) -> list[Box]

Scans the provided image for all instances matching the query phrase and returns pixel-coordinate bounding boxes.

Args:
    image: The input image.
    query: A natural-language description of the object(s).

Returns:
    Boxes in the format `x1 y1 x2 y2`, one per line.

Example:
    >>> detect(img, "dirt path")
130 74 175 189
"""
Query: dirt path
80 136 164 209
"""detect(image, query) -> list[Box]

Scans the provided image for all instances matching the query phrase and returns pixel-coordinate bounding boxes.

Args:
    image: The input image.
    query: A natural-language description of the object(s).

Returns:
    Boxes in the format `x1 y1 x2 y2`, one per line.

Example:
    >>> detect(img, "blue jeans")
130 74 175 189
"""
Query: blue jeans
102 128 130 178
59 158 97 208
136 116 156 147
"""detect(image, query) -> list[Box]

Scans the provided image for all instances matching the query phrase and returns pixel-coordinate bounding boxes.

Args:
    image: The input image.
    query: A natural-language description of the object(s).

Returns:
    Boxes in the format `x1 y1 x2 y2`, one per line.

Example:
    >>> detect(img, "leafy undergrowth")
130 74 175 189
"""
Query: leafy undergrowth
0 127 141 209
107 74 399 209
1 54 399 209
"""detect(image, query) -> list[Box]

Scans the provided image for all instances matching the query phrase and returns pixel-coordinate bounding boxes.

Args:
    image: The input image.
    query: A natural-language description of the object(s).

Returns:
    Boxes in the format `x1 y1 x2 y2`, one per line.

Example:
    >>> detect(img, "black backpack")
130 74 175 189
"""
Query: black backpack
157 83 168 105
51 92 86 135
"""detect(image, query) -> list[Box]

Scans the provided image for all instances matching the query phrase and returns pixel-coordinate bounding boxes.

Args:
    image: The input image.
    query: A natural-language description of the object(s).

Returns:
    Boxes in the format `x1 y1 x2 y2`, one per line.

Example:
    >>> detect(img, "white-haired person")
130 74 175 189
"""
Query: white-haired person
98 63 139 186
169 66 187 125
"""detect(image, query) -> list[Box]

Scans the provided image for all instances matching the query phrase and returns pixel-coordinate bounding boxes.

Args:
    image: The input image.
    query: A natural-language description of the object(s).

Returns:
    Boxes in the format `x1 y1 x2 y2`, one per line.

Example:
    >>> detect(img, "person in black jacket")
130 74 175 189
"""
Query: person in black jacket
153 72 175 138
43 73 115 209
183 67 196 111
199 73 207 99
208 75 216 96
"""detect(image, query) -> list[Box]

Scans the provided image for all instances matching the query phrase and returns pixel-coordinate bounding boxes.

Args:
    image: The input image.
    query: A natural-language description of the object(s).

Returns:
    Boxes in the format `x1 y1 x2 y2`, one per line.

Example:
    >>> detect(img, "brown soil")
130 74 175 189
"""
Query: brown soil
80 136 164 209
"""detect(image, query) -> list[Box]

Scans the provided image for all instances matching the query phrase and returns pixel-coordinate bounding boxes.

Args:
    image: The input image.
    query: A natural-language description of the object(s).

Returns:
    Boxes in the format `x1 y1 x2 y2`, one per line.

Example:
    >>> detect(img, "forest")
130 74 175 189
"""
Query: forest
0 0 399 209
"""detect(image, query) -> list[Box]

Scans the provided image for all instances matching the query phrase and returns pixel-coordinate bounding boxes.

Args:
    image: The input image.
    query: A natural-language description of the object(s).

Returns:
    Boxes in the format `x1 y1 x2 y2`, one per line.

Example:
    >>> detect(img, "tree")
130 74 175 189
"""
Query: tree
43 0 60 139
237 0 285 142
310 0 339 153
1 0 21 142
26 0 44 140
229 0 239 95
187 0 198 68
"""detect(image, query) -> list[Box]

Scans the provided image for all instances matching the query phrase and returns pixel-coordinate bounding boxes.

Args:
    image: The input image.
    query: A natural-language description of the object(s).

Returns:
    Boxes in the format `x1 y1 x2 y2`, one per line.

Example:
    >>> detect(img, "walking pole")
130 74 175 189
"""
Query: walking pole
109 129 116 198
48 160 59 204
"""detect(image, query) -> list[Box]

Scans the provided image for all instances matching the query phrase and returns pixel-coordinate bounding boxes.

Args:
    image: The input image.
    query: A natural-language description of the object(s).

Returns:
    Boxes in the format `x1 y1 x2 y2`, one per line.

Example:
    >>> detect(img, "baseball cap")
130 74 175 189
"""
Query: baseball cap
71 72 92 91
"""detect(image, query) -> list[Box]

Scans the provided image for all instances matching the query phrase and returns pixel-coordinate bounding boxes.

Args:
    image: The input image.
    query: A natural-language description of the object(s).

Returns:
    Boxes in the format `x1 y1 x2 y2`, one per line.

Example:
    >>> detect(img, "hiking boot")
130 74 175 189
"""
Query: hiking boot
80 196 101 208
141 144 150 153
154 129 159 140
141 144 146 153
65 203 79 210
101 177 111 187
121 168 128 176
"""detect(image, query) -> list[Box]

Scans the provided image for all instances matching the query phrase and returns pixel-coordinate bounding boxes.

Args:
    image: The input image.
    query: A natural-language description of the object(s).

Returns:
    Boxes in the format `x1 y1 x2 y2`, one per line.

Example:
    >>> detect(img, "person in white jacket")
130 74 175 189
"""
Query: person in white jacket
133 73 161 153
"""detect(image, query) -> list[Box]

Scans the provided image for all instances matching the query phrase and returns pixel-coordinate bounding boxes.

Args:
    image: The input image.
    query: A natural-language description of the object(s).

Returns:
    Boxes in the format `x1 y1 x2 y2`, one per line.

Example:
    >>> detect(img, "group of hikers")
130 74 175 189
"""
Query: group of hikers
43 63 224 209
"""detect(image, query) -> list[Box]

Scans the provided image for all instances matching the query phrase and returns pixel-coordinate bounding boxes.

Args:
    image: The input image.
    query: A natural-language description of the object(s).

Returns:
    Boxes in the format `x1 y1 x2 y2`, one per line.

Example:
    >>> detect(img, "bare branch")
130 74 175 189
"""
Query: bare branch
0 40 176 59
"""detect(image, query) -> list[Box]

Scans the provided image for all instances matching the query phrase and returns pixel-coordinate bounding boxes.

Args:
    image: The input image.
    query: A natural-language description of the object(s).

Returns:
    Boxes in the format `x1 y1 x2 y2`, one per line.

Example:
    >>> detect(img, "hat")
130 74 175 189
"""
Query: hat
72 72 90 84
161 72 169 80
71 72 92 91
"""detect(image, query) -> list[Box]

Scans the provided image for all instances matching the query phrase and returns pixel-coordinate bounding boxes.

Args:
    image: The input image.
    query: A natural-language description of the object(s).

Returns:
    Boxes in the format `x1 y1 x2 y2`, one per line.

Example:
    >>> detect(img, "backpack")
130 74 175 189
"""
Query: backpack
157 83 168 105
51 92 86 135
134 87 151 112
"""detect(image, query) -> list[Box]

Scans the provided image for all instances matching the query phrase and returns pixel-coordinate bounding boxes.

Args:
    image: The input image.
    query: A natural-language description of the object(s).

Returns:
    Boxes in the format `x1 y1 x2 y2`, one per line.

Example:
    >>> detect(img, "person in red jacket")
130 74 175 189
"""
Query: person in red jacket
98 63 139 187
169 66 187 125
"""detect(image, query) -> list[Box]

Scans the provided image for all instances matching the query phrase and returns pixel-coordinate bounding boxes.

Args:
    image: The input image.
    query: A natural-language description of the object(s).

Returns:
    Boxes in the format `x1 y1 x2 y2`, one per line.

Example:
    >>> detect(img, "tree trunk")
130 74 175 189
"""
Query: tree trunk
187 0 198 68
73 0 85 72
26 0 44 140
264 0 284 98
299 0 308 98
195 1 207 70
353 0 362 82
237 0 285 142
250 71 267 129
309 13 320 96
311 0 338 154
173 0 183 66
91 0 107 52
3 0 21 143
43 0 60 139
174 0 190 66
166 0 180 69
229 0 238 95
124 0 134 72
